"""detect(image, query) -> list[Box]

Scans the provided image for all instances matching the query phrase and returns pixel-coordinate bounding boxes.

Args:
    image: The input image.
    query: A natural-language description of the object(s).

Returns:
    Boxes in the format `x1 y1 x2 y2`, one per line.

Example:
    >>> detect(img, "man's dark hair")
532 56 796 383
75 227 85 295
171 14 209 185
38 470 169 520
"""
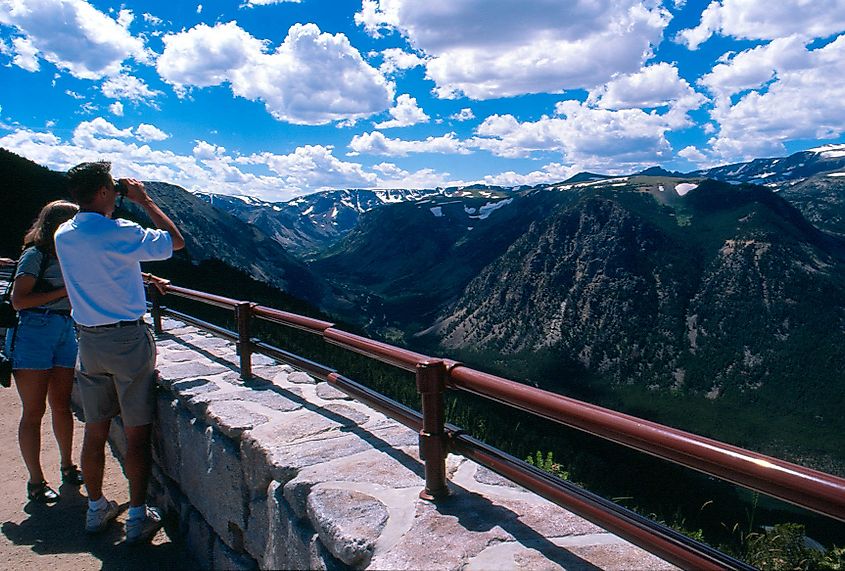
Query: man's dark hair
67 161 113 205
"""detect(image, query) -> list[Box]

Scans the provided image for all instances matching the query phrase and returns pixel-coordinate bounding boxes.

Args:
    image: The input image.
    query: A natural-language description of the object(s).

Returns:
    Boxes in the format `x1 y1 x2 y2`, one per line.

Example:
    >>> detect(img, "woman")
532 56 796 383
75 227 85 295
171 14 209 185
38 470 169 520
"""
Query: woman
6 200 83 503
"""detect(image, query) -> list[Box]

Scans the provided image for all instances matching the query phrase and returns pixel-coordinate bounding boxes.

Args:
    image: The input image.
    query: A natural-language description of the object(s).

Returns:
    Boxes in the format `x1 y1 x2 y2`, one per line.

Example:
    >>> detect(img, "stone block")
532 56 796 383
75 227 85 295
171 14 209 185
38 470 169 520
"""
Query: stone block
240 436 276 501
263 481 341 571
315 382 352 401
245 495 270 563
288 371 315 384
234 386 302 412
564 540 676 570
213 536 257 570
306 488 388 567
185 508 214 569
179 417 247 549
367 499 513 570
157 358 229 382
153 395 184 480
284 447 424 519
204 400 270 440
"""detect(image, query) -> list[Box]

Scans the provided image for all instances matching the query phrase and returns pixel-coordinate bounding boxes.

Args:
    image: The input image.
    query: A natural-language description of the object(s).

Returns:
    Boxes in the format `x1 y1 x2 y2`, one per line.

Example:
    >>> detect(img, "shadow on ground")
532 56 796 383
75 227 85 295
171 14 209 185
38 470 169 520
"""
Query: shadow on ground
2 473 190 570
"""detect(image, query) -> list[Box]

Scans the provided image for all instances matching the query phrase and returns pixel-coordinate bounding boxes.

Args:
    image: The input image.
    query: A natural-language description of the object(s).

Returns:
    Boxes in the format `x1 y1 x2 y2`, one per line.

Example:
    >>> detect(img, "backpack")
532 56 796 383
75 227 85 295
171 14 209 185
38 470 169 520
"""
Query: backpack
0 261 19 328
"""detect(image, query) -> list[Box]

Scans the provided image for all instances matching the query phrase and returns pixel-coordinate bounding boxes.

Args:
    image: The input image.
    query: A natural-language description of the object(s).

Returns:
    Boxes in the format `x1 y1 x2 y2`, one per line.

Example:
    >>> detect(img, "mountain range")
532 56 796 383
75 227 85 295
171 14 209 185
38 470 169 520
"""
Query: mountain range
3 144 845 470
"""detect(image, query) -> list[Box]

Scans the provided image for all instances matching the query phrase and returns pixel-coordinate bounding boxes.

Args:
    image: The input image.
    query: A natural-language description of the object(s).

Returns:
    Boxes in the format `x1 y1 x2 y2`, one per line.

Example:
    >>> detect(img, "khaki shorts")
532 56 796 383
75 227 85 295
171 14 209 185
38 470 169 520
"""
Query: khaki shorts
76 321 157 427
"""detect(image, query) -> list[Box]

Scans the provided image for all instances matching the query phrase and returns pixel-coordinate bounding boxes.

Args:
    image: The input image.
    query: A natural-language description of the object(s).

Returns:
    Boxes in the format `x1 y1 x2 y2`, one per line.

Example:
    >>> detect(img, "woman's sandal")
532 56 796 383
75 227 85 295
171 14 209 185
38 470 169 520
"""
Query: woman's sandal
61 464 84 486
27 481 59 504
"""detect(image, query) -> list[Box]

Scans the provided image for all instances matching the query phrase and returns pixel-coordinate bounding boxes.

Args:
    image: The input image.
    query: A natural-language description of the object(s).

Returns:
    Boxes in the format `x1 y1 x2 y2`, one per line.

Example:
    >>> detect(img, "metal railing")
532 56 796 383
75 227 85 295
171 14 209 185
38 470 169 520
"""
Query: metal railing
143 277 845 570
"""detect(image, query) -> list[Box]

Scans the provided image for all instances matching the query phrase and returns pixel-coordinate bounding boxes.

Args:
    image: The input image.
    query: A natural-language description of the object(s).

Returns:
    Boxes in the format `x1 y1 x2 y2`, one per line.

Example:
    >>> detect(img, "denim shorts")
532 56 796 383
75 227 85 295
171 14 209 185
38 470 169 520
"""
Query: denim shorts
4 310 78 370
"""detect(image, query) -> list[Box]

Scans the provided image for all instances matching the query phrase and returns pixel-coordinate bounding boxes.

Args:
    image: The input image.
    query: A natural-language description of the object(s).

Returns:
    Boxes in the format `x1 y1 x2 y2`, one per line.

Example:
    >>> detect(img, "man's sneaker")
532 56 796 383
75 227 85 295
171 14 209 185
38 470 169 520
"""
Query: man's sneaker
86 500 119 533
125 506 163 545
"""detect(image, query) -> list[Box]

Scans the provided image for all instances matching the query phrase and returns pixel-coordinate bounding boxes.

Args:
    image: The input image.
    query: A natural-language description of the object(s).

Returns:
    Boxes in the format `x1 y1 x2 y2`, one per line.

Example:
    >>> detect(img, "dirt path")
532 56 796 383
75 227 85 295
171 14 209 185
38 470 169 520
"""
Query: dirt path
0 379 194 570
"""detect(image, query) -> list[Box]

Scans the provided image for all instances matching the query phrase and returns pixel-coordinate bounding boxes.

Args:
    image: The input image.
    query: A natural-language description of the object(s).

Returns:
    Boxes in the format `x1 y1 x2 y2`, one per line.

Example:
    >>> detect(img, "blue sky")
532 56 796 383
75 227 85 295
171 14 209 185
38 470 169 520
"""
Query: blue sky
2 0 845 201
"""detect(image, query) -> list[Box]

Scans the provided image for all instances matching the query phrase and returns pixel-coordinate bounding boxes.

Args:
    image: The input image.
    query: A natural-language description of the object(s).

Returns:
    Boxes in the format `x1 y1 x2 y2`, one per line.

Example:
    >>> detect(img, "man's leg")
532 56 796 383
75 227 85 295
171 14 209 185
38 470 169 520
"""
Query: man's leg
81 419 111 501
124 423 152 507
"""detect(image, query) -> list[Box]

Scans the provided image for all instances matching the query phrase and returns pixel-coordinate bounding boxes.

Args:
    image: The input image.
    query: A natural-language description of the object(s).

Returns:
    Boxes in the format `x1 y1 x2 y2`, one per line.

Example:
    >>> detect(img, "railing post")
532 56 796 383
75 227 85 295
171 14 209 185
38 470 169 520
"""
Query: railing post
416 360 449 501
236 301 255 380
149 285 163 334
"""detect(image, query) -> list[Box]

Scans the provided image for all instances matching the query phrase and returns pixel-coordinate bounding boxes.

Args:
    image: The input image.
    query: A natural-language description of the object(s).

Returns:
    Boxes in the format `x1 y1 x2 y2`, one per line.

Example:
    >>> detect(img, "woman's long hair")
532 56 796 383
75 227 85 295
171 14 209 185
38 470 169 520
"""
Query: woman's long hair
22 200 78 256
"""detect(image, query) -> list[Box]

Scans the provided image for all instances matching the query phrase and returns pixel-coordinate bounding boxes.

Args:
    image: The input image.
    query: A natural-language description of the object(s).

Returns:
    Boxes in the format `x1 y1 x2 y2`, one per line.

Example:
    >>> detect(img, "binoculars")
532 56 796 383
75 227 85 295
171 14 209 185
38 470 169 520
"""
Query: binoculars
115 180 128 197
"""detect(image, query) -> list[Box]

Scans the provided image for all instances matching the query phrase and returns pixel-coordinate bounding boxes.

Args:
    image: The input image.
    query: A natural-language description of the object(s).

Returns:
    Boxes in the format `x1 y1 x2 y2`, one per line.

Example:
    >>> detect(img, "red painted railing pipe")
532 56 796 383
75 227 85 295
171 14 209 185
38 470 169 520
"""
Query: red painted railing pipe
144 276 845 522
252 305 334 334
165 284 239 309
416 360 449 501
448 365 845 522
323 327 432 372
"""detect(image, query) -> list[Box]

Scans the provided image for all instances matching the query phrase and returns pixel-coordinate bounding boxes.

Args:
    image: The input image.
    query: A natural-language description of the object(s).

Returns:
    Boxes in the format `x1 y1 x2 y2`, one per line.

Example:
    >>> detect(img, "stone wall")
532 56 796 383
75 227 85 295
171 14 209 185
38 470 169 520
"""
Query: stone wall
103 317 675 570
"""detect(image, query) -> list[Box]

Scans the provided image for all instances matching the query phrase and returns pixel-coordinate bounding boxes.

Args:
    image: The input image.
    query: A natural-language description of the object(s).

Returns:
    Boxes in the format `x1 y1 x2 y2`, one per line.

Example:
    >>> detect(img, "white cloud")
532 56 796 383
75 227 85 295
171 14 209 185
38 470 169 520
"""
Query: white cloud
193 140 226 160
371 162 457 188
116 8 133 28
156 21 393 125
135 123 169 142
450 108 475 121
678 145 708 164
109 101 124 116
356 0 671 99
373 93 429 128
699 35 809 100
348 131 470 157
704 34 845 160
472 100 681 169
481 162 578 187
101 73 162 103
237 145 377 190
11 36 39 71
377 47 425 74
71 117 134 149
0 0 148 79
243 0 302 5
196 4 203 14
142 13 163 26
156 22 266 89
0 120 383 200
677 0 845 49
589 63 706 112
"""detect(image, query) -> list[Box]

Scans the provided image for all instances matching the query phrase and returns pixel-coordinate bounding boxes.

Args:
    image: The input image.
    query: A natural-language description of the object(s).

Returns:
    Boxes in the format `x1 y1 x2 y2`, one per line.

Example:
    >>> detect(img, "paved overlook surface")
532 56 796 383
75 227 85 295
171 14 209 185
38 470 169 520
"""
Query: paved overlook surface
1 313 677 570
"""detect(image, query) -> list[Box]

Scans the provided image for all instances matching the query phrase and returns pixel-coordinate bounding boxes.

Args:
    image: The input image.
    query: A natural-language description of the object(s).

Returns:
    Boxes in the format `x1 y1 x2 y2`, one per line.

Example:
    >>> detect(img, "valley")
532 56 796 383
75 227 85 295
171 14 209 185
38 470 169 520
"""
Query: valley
3 145 845 555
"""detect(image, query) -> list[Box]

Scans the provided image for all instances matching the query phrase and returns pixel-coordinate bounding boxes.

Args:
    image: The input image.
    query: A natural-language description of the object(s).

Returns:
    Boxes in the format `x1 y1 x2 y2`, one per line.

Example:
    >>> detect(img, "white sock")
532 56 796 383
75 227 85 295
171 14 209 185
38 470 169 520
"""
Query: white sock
88 496 108 511
128 504 147 520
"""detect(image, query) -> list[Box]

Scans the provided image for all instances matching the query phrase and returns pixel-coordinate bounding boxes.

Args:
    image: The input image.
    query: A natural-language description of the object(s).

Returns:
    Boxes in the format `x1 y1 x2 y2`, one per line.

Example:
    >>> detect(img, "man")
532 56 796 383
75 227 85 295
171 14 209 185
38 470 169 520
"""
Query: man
55 162 184 543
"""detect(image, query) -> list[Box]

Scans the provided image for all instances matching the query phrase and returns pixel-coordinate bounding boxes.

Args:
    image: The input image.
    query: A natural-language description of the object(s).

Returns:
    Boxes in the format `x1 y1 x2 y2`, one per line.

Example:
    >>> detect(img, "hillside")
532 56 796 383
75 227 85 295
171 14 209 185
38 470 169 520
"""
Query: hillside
310 175 845 469
0 149 324 311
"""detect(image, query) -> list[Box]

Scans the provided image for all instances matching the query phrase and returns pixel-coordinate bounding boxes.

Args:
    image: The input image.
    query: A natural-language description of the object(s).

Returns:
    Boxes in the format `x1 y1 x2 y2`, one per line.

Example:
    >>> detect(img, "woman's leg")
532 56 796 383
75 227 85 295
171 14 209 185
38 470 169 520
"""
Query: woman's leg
14 369 51 484
47 366 76 469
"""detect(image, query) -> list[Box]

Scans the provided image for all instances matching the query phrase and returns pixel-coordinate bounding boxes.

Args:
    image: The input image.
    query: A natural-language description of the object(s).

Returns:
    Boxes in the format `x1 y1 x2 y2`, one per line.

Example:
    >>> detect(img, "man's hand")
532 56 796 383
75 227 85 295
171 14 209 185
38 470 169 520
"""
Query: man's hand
119 178 151 205
142 273 171 295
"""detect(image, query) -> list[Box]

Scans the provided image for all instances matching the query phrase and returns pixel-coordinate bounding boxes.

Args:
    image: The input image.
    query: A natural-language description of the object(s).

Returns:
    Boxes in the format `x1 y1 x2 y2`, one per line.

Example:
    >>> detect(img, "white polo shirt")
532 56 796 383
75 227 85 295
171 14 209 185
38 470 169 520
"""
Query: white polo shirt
55 212 173 327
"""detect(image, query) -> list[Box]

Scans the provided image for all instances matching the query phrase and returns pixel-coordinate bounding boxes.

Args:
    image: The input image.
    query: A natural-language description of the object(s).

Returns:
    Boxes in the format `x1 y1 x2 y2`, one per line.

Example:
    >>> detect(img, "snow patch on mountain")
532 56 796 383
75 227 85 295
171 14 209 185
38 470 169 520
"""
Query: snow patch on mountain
676 183 698 196
471 199 513 220
808 143 845 158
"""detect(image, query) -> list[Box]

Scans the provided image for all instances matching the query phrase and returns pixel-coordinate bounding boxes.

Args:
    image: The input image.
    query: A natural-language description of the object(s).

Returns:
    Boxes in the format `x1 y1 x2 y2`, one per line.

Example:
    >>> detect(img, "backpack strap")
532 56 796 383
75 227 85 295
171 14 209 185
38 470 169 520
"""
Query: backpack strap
1 260 18 301
34 246 51 290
